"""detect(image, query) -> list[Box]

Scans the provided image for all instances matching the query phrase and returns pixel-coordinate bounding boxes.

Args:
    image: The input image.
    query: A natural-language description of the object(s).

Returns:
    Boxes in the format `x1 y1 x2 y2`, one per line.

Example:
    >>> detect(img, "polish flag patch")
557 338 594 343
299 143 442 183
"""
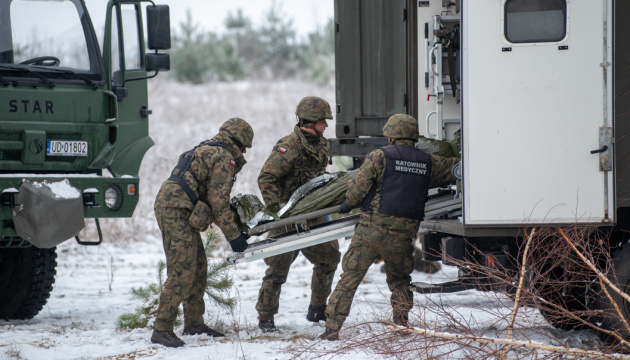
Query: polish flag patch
278 147 287 153
230 160 236 167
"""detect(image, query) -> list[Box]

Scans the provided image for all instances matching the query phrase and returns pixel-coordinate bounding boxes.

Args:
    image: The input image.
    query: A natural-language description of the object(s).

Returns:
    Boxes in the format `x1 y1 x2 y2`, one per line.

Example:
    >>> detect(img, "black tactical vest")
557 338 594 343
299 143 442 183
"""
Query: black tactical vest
168 141 227 204
362 145 432 220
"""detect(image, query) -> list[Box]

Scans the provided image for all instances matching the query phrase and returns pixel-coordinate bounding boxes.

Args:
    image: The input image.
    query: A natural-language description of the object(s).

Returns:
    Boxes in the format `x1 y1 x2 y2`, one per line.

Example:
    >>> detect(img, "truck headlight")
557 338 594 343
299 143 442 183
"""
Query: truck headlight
105 185 122 210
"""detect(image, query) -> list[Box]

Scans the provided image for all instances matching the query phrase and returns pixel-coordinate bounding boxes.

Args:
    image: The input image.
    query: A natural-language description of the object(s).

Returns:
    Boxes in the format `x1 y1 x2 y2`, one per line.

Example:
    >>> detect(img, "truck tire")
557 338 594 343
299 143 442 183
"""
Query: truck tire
593 245 630 346
0 247 57 320
532 265 589 331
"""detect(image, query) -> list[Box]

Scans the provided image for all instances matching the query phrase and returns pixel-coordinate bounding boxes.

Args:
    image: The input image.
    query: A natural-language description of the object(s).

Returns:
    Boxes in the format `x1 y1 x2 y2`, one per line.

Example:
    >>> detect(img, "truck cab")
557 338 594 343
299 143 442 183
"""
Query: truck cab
0 0 169 320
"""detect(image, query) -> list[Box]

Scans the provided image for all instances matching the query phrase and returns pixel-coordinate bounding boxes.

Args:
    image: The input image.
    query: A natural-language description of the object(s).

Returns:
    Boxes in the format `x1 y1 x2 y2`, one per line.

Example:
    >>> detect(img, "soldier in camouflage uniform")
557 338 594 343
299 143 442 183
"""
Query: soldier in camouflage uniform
150 118 254 348
320 114 460 341
255 96 341 333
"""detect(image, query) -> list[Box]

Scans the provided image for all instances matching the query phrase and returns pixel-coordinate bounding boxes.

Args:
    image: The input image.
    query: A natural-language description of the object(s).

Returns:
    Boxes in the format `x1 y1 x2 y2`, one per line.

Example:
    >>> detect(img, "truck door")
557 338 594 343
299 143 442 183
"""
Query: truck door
104 1 154 177
462 0 613 225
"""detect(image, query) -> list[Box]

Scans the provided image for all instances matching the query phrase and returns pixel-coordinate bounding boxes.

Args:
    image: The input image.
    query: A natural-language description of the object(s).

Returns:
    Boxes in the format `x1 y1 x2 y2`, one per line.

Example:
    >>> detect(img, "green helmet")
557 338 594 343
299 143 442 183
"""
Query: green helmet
220 117 254 148
295 96 333 122
382 114 419 141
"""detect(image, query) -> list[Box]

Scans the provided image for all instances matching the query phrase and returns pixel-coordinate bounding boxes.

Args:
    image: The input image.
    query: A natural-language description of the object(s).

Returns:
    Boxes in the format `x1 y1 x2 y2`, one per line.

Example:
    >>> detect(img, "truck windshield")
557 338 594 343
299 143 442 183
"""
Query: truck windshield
0 0 103 81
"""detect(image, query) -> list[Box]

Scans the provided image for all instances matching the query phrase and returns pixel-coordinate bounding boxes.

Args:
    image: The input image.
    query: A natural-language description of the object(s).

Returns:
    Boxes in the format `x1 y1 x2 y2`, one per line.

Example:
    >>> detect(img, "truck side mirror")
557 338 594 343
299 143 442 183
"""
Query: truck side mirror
146 53 170 72
146 5 170 50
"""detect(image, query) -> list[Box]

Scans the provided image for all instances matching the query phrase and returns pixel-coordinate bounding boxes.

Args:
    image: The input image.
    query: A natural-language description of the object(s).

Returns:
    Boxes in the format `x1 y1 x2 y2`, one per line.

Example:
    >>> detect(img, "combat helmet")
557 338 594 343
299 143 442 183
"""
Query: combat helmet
295 96 333 122
220 117 254 148
382 114 419 141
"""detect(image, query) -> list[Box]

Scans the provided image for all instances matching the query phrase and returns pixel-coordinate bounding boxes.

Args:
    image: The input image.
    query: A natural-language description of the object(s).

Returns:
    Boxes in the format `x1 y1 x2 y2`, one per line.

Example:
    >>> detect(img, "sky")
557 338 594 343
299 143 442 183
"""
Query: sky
155 0 334 38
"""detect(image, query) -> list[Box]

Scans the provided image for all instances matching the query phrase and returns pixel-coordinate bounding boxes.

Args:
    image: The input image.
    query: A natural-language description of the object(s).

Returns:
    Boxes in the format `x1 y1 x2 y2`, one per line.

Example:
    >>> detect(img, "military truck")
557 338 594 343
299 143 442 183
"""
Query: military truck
331 0 630 343
0 0 170 320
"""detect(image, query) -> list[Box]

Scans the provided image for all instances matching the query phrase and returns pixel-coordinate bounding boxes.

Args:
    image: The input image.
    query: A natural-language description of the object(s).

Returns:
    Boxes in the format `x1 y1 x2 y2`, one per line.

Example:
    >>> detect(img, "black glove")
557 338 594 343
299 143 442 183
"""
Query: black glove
338 200 352 214
229 234 249 253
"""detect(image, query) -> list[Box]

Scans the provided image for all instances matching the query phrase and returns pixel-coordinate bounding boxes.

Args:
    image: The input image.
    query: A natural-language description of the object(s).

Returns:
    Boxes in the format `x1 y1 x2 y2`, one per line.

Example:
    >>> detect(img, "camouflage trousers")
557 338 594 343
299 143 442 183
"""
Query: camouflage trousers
154 207 208 331
324 222 415 330
256 220 340 321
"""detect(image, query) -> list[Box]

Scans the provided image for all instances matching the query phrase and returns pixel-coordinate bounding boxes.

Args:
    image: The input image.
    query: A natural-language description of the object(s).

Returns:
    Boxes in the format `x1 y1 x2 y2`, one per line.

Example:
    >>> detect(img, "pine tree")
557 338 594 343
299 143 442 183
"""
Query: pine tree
117 230 235 330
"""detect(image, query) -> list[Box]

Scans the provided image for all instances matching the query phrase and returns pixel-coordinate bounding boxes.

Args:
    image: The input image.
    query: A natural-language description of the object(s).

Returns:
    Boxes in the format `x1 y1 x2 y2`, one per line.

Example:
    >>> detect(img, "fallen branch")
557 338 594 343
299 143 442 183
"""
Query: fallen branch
388 325 630 360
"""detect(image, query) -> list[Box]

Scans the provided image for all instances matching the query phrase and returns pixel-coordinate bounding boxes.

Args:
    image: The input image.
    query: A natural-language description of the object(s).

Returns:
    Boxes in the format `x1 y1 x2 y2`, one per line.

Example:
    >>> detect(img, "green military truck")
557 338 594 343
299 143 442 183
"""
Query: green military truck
0 0 170 320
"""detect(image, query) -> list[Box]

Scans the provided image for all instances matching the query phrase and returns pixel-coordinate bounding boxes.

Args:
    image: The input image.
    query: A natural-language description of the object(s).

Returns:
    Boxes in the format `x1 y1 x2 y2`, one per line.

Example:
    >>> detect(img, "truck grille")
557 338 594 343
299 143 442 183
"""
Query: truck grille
0 150 21 161
0 132 84 163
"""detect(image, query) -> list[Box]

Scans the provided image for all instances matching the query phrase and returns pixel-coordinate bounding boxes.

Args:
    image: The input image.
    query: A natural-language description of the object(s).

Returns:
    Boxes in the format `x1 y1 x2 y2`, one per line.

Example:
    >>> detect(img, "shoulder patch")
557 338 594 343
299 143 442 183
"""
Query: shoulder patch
278 147 287 153
230 160 236 167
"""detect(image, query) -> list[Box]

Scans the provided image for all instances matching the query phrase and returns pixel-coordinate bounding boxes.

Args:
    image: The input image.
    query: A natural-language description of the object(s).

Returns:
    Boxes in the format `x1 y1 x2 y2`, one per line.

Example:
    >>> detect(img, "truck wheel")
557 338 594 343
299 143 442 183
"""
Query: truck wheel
0 247 57 320
532 266 589 331
593 245 630 346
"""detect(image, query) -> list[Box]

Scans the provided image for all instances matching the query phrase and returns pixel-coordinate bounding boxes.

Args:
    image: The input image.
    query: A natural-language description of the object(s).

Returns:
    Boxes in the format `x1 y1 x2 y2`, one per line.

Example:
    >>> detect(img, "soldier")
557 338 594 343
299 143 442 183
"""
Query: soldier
255 96 341 333
151 118 254 348
319 114 460 341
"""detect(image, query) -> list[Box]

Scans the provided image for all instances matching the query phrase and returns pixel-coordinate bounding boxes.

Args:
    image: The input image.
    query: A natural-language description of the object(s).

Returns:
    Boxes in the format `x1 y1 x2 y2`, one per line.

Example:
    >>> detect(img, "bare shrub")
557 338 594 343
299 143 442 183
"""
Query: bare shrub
287 226 630 359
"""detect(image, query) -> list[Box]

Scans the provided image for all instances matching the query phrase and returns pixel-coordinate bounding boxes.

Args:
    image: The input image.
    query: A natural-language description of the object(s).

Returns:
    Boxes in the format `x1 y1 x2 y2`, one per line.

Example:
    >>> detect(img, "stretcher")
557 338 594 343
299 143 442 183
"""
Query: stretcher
226 205 358 264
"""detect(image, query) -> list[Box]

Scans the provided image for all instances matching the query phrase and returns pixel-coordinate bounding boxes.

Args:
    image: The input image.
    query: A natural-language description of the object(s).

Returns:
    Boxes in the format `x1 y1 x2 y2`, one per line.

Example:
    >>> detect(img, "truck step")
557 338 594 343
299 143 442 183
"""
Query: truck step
410 280 473 294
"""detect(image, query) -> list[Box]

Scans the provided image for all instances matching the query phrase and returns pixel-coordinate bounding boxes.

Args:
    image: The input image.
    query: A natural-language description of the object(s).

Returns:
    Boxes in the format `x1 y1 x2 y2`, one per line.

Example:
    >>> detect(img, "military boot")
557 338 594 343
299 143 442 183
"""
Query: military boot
259 319 277 333
151 329 185 348
183 324 225 337
393 314 409 327
318 327 339 341
306 305 327 322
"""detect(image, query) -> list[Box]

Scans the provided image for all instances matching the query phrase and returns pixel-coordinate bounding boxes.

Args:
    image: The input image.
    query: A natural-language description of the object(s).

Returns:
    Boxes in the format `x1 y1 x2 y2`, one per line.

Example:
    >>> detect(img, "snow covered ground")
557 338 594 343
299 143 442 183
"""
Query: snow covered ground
0 79 605 359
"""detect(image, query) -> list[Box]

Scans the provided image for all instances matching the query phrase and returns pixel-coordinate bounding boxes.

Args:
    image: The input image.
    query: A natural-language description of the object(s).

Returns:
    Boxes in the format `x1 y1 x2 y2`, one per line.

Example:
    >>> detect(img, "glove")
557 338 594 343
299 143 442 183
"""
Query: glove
229 234 249 253
338 200 352 214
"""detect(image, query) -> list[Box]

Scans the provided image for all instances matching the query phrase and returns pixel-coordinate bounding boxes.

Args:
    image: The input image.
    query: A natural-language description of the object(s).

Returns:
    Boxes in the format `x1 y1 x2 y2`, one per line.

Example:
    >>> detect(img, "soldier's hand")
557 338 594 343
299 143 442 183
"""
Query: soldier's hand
229 234 249 253
338 200 352 214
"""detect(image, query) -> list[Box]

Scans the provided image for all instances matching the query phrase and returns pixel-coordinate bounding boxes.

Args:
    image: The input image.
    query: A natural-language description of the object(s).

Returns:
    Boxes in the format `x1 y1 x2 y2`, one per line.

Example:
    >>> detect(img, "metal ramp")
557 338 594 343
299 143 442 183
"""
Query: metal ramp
227 214 358 264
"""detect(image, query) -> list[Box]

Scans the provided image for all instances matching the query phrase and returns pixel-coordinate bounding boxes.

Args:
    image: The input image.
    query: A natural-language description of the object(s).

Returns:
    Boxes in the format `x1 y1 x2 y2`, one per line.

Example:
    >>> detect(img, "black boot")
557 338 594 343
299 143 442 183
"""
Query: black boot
306 304 327 322
393 314 409 327
151 329 185 348
183 324 225 337
318 327 339 341
259 319 277 333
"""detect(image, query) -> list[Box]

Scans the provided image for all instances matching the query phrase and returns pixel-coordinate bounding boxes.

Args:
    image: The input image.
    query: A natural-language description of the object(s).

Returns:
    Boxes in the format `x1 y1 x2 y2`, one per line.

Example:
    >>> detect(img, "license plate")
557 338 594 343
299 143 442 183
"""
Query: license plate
46 140 88 157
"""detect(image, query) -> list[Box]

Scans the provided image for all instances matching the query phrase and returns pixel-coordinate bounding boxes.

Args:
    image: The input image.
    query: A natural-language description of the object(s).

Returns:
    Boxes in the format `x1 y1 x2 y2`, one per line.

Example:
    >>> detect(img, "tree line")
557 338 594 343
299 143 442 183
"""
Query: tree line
169 3 335 85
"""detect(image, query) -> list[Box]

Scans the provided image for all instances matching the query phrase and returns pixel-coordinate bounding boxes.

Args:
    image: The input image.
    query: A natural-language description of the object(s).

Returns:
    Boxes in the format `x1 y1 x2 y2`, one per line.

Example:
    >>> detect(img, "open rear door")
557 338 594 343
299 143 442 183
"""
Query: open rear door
462 0 613 225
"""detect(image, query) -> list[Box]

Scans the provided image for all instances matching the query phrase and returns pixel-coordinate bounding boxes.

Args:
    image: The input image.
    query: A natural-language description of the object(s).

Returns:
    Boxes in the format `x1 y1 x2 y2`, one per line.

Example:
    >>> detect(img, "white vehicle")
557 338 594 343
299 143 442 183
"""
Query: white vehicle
331 0 630 343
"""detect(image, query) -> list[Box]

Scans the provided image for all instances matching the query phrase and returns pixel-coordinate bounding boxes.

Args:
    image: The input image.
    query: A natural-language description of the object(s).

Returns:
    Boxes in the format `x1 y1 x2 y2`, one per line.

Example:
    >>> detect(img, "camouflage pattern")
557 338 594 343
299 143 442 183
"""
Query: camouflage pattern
256 126 340 321
256 221 341 321
346 139 460 235
220 117 254 148
295 96 333 122
155 131 246 241
258 126 329 206
153 123 252 332
324 223 414 330
382 114 420 141
154 207 208 331
324 138 460 330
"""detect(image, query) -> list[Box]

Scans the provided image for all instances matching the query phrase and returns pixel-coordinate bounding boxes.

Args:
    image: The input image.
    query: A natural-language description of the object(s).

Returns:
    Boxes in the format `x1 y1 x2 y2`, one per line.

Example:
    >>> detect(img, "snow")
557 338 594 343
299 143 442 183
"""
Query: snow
0 79 606 359
36 180 81 200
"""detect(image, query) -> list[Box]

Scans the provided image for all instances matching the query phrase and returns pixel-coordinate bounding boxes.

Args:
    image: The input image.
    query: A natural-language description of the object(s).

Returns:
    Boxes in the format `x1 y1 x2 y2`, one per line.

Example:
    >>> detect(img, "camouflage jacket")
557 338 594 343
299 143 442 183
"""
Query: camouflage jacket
345 139 459 236
258 125 329 206
154 132 245 241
